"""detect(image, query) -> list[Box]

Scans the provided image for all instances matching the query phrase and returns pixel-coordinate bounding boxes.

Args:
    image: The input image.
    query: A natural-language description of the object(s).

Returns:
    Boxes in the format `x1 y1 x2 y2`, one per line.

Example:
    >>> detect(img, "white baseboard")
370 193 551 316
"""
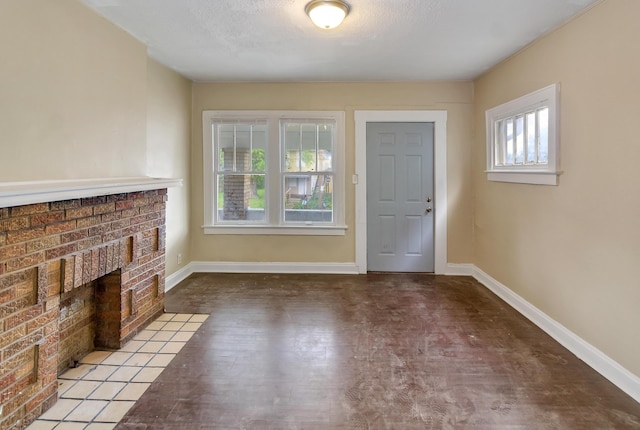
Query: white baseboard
472 265 640 404
164 264 194 292
445 263 474 276
165 261 359 292
189 261 360 274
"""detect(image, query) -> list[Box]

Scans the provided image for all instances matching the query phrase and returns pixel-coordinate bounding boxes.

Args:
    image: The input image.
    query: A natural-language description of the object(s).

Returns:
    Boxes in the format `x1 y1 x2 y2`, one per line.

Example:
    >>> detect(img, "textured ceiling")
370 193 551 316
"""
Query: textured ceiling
81 0 599 82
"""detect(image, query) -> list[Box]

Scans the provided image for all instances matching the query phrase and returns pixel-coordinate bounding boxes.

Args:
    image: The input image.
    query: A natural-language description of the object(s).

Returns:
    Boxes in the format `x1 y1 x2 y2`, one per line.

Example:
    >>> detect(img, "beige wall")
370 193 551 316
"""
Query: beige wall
473 0 640 376
146 59 192 276
0 0 147 180
0 0 192 278
191 82 474 264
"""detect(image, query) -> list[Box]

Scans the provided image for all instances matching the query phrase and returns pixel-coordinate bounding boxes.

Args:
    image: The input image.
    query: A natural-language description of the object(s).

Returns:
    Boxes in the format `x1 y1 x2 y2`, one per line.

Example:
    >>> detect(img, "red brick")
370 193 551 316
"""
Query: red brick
0 371 16 393
130 214 147 225
103 212 123 225
10 203 50 217
115 200 135 210
26 309 57 334
127 191 145 200
111 219 130 230
30 211 65 226
99 247 107 277
107 193 128 202
91 248 100 280
61 257 74 293
77 236 102 251
88 224 110 237
65 206 93 220
0 243 26 260
44 243 78 260
1 326 42 360
60 228 88 244
76 215 102 228
139 204 157 215
0 268 35 290
25 235 61 253
36 264 48 303
103 230 124 242
83 251 92 284
81 196 107 206
4 305 43 332
133 198 152 208
6 252 45 272
46 260 60 291
50 199 81 210
93 202 116 215
45 294 59 312
6 227 46 245
73 253 83 289
0 216 30 232
0 285 16 304
121 208 140 218
157 225 166 251
44 220 76 235
0 321 27 349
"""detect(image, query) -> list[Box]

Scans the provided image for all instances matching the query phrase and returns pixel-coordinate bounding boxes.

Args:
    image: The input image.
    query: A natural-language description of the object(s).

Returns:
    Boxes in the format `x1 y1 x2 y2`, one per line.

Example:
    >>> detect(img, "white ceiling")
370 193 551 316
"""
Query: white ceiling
81 0 599 82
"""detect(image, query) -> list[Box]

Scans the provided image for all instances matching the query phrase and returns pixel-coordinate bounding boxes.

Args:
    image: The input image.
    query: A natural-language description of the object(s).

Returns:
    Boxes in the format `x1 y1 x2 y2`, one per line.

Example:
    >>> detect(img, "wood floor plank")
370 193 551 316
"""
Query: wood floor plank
116 273 640 429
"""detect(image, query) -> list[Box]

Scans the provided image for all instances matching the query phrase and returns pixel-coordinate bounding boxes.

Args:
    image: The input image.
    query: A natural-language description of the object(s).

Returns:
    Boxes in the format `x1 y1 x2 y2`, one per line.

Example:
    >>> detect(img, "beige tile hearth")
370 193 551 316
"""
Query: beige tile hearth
26 313 208 430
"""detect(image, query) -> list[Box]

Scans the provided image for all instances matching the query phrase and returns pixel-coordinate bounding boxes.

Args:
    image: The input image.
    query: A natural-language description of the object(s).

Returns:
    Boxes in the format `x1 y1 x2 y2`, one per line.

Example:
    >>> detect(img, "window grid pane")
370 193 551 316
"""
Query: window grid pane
537 108 549 164
283 174 333 223
526 112 536 164
515 115 524 164
216 173 266 222
216 123 267 173
505 118 514 165
495 109 549 167
282 121 334 173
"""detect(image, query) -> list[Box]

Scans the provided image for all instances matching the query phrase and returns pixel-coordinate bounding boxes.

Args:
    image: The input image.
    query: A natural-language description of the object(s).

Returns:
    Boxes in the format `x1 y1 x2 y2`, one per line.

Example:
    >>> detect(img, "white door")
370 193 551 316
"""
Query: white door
366 122 434 272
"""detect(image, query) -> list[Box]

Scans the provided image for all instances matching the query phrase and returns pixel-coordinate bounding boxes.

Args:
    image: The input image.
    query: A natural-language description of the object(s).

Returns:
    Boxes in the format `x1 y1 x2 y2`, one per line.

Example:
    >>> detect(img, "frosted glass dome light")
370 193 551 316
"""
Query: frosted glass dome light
305 0 350 29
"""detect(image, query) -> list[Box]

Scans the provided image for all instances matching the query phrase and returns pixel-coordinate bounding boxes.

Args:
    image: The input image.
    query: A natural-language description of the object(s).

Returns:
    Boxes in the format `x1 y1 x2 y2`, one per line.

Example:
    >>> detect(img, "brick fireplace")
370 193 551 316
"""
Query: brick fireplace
0 178 178 429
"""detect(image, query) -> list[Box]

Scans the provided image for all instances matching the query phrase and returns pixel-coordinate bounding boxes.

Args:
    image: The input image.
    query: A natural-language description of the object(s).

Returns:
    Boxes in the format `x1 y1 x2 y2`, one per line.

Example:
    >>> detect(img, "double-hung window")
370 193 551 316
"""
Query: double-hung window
486 83 561 185
202 111 346 235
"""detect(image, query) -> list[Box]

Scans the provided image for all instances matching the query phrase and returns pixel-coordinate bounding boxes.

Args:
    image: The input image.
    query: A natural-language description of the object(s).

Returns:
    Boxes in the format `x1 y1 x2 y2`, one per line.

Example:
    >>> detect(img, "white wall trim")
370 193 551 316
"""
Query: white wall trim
472 265 640 404
171 261 359 279
445 263 474 276
354 110 448 274
0 176 182 209
164 264 194 292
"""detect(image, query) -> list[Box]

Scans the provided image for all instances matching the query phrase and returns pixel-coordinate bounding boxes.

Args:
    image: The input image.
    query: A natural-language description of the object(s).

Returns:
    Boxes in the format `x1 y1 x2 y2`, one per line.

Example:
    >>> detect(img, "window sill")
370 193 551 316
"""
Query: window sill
487 170 562 185
202 225 348 236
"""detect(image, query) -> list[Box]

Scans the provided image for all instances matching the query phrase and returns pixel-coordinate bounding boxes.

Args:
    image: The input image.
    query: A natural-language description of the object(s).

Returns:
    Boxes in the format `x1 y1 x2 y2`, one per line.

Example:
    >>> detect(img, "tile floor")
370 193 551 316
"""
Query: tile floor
26 313 209 430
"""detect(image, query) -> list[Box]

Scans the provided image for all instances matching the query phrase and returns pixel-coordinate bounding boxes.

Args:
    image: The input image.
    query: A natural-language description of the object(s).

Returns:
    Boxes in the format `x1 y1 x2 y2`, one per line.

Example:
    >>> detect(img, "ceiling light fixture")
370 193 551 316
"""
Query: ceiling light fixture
305 0 350 29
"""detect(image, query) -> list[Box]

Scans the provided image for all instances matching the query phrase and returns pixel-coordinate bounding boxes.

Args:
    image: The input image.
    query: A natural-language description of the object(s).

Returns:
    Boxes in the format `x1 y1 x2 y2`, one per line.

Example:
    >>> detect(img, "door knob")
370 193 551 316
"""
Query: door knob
426 197 432 203
425 207 432 214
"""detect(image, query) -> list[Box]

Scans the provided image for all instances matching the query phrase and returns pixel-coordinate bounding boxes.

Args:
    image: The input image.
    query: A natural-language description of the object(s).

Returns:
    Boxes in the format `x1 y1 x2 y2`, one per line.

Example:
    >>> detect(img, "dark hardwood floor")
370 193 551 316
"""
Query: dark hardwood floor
116 273 640 429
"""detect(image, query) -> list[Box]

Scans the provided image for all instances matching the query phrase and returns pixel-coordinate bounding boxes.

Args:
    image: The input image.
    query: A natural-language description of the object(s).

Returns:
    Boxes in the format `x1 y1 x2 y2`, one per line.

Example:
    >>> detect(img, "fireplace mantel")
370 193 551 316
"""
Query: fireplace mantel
0 176 182 209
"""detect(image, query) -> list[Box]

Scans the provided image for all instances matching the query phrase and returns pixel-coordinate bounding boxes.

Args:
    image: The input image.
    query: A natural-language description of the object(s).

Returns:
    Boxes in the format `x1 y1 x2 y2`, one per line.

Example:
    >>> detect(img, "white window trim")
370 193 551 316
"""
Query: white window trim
485 83 561 185
202 110 346 235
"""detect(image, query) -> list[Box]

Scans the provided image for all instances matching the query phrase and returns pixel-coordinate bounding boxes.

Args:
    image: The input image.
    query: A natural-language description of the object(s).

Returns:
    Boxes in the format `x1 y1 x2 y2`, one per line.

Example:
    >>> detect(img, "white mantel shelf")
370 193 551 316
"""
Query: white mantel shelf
0 177 183 209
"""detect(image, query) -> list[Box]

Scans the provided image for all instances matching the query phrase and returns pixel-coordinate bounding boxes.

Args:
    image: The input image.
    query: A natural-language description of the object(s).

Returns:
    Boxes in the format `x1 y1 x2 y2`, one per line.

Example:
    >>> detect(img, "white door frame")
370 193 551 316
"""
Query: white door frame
355 110 448 274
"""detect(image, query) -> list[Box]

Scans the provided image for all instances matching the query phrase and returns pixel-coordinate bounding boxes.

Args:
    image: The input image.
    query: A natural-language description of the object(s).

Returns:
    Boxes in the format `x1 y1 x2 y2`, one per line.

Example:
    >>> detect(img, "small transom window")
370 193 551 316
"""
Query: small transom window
486 84 561 185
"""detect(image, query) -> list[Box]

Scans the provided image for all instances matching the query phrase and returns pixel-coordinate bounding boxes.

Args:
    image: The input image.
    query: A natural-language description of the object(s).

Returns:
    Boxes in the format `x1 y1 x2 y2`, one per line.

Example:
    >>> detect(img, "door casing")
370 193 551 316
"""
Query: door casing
354 110 447 274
